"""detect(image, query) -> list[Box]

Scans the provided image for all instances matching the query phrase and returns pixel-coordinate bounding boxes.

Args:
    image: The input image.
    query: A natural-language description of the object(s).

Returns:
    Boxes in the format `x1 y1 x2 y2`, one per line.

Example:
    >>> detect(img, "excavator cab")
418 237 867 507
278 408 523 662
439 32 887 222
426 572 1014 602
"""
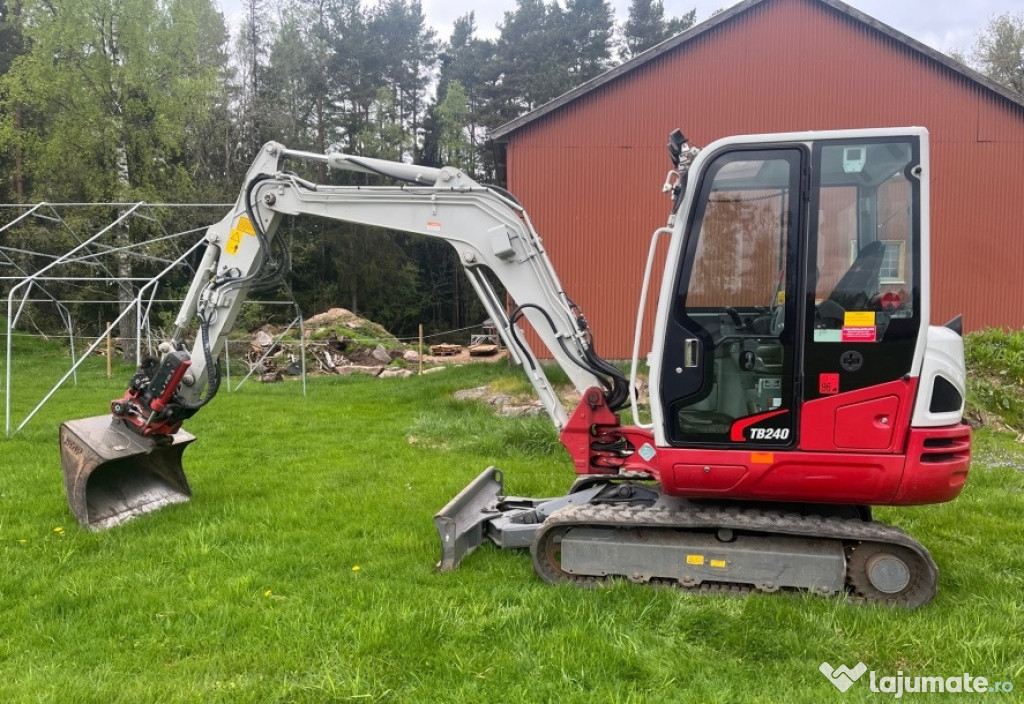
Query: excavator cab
439 130 966 606
653 136 921 453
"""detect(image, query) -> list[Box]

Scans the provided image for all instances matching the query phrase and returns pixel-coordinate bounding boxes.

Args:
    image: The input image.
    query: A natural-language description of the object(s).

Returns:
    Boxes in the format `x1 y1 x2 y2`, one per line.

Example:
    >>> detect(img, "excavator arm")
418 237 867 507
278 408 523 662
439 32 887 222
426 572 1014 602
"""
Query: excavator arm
175 143 626 427
59 142 628 530
162 142 627 431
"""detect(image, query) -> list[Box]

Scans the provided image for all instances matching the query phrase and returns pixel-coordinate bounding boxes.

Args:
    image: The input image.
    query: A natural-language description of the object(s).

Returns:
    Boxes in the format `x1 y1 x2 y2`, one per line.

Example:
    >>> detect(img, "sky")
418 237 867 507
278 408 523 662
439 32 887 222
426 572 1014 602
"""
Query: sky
216 0 1021 56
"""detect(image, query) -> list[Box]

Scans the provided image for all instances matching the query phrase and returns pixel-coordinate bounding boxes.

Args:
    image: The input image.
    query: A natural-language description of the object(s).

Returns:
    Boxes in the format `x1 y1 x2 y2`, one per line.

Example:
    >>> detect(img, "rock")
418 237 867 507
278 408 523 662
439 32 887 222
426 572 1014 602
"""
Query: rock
255 329 274 347
335 365 383 376
421 366 446 375
454 383 545 417
379 368 413 378
454 387 488 401
403 349 421 362
260 372 283 383
370 344 392 365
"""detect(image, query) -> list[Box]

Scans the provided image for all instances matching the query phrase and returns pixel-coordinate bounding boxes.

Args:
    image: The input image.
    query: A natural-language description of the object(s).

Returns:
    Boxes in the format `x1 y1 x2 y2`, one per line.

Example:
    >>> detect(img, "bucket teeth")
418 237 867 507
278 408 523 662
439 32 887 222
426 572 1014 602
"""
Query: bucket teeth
59 416 195 530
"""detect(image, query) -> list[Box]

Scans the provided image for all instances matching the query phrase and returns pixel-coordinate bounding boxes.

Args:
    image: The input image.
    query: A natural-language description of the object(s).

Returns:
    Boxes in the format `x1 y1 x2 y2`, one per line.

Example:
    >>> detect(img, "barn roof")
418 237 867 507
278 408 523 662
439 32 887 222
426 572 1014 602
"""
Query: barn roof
489 0 1024 142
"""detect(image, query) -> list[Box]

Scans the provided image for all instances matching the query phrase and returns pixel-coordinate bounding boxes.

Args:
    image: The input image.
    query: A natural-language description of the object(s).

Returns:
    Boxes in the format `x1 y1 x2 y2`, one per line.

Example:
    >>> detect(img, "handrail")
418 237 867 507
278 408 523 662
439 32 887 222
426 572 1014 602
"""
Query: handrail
629 226 673 429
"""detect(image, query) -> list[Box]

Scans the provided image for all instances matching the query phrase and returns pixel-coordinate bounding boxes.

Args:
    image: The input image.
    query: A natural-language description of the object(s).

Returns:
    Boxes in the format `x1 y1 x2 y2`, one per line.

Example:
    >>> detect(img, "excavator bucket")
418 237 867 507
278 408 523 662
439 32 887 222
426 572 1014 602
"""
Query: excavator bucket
59 416 195 530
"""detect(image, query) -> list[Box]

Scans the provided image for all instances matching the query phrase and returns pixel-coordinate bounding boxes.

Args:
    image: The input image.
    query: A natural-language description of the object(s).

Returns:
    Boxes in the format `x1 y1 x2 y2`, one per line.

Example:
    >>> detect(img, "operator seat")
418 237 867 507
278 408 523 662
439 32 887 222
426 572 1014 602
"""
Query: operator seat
827 240 886 311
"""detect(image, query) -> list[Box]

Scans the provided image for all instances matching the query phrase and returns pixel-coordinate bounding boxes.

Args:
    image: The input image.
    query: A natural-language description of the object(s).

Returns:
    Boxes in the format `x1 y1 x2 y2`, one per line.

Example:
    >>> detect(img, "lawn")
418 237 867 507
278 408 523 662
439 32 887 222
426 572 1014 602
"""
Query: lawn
1 336 1022 703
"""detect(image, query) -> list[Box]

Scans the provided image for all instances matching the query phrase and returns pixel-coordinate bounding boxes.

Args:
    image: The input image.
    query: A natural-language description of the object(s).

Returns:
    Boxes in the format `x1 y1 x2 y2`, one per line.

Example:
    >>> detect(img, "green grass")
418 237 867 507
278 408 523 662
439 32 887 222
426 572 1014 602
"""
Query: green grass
1 334 1023 702
966 328 1024 430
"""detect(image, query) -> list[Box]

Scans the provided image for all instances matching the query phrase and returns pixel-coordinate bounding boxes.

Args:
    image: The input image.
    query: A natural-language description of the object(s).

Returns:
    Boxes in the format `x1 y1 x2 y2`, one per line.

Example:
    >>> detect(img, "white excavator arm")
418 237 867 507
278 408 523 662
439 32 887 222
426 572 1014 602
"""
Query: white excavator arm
128 142 628 436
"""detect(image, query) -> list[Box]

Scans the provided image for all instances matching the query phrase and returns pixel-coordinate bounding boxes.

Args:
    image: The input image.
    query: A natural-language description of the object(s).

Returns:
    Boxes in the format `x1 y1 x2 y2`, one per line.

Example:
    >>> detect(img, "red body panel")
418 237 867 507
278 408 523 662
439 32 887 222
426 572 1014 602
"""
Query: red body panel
560 381 971 507
800 378 917 453
893 425 972 505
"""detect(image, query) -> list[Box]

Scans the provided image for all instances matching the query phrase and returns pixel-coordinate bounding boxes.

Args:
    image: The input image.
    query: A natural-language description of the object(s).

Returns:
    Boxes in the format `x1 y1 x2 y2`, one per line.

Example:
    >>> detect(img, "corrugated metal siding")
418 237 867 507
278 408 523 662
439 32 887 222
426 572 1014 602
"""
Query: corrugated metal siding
506 0 1024 357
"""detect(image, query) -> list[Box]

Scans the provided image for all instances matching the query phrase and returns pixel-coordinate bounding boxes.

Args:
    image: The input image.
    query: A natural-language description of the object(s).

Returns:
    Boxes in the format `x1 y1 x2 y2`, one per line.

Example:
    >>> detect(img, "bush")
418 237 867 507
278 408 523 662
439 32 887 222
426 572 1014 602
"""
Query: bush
965 328 1024 430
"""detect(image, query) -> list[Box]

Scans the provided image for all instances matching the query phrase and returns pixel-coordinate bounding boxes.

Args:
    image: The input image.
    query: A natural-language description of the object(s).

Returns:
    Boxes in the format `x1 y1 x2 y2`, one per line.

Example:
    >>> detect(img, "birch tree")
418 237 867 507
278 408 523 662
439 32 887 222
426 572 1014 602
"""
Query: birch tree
1 0 228 353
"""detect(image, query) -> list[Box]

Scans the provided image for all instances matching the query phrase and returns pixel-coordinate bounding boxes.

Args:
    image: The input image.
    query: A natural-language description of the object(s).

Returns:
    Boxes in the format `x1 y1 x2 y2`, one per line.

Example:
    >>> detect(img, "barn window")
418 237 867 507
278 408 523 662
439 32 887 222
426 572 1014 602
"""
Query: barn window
849 239 905 284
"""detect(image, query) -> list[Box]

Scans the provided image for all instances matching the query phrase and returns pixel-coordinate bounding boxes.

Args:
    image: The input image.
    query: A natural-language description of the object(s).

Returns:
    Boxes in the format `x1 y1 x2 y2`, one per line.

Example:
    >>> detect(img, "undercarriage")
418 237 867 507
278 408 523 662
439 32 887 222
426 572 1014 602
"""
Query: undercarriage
436 468 938 608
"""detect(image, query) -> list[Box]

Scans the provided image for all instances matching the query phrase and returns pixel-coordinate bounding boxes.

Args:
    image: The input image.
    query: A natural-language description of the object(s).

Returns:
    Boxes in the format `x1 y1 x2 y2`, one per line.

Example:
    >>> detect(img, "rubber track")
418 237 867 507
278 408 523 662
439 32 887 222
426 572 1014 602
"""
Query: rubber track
531 502 938 607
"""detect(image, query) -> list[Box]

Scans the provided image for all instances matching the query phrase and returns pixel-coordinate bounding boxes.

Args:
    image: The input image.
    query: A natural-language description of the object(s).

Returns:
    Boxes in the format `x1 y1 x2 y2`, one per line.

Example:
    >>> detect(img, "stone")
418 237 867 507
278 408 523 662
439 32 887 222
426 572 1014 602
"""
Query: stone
370 344 392 365
335 365 383 376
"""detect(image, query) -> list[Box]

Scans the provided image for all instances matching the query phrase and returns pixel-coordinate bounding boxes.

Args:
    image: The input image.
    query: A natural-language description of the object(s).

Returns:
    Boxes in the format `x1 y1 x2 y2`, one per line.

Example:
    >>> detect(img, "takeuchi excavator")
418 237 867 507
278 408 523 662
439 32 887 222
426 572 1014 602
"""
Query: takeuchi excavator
59 127 971 607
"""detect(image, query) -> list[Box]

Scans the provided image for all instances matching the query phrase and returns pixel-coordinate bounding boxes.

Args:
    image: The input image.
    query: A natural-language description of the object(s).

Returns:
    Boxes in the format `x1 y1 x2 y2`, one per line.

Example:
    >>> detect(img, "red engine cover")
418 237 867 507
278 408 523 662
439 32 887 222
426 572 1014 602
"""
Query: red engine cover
561 380 971 508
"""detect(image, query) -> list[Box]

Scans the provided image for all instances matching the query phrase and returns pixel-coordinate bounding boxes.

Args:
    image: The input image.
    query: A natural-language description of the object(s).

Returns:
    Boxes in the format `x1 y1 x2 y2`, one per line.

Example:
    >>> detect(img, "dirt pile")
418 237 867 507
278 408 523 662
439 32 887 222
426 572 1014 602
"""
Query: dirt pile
240 308 424 382
239 307 510 382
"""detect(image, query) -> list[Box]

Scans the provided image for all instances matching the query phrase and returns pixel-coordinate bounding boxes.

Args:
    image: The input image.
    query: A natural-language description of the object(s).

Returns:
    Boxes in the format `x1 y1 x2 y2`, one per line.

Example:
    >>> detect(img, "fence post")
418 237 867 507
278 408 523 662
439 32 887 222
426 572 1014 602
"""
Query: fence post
418 324 424 376
106 322 112 379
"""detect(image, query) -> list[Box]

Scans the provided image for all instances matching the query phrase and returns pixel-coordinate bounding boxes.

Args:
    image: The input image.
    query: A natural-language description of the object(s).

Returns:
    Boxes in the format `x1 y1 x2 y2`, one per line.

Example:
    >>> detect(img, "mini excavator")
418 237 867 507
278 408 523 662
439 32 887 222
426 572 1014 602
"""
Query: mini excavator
59 127 971 607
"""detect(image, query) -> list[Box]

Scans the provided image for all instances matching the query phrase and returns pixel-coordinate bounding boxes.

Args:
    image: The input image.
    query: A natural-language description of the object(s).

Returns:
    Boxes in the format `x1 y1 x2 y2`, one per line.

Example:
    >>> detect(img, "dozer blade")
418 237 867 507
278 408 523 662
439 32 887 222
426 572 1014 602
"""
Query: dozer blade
59 416 195 531
434 467 505 571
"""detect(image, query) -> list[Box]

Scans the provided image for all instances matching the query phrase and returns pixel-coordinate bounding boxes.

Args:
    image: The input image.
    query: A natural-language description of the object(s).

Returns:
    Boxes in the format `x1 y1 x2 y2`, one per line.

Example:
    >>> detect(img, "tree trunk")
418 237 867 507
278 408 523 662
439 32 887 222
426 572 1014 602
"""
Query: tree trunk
13 106 24 201
115 138 136 363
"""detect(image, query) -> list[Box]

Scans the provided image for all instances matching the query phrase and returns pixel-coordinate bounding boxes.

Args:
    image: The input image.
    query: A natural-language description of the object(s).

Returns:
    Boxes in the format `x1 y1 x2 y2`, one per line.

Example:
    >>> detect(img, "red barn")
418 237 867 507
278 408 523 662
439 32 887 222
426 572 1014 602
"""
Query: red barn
490 0 1024 358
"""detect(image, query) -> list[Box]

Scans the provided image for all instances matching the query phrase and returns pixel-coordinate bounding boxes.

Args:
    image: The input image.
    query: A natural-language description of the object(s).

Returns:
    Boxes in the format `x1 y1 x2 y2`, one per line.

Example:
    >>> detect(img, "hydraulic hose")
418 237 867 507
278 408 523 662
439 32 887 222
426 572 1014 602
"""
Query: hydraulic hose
179 309 221 412
508 303 629 411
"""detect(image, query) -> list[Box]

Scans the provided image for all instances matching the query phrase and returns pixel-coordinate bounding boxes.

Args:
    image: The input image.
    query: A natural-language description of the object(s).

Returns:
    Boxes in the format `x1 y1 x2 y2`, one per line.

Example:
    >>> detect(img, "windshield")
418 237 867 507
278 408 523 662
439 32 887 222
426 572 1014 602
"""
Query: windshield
813 141 917 330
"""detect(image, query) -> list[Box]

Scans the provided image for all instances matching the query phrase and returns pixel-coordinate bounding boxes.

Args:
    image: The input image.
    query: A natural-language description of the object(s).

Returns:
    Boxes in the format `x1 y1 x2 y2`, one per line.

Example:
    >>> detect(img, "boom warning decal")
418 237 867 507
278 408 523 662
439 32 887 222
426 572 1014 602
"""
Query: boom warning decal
226 216 256 255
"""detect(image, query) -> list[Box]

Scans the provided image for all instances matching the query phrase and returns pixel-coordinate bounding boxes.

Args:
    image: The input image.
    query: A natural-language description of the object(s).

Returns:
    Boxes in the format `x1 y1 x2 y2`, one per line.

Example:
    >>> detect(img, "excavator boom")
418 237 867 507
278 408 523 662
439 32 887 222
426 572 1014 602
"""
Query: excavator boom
60 141 627 529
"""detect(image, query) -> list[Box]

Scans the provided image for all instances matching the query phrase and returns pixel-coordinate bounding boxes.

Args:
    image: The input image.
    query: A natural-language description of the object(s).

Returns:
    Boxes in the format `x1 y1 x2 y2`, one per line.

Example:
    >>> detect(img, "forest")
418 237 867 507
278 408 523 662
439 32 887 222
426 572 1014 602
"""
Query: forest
0 0 695 340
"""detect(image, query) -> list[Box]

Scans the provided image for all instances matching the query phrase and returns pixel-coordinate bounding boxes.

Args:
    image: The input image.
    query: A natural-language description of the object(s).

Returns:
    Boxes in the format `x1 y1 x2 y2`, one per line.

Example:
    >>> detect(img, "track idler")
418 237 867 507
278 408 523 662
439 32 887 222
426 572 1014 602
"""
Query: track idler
59 415 194 530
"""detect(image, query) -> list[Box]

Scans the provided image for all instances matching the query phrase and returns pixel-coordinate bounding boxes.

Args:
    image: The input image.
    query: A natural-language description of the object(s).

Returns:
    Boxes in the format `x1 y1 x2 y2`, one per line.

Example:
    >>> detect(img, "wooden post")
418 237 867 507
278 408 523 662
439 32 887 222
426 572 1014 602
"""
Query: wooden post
418 324 424 376
106 322 112 378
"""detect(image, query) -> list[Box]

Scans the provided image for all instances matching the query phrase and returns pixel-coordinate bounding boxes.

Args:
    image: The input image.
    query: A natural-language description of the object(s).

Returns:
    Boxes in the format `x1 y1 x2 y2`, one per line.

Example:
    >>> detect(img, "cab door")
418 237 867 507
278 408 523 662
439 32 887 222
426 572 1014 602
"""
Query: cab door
657 147 805 447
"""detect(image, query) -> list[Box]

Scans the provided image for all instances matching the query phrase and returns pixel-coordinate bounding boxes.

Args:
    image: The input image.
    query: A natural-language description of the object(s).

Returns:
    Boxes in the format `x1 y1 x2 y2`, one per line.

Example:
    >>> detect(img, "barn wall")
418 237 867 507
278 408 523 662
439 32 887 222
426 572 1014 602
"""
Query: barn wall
505 0 1024 358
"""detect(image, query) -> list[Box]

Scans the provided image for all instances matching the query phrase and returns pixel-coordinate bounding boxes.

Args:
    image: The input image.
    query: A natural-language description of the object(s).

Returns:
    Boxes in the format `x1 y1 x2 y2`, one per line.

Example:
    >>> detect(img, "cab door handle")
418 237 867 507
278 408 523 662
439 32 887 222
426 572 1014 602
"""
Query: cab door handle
684 339 699 368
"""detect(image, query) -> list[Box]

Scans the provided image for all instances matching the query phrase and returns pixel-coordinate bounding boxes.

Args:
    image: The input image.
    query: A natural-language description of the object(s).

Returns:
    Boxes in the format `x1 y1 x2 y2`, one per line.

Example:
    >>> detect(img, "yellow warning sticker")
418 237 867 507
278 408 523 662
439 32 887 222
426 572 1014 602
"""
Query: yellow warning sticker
710 559 727 568
686 555 705 566
776 290 786 305
844 311 876 327
226 215 256 255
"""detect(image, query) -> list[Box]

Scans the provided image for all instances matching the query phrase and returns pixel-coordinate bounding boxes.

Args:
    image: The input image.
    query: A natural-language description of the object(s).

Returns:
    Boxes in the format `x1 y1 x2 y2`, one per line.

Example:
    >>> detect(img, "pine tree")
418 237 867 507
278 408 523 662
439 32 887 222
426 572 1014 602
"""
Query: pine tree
620 0 696 61
422 12 495 173
563 0 614 83
493 0 569 118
